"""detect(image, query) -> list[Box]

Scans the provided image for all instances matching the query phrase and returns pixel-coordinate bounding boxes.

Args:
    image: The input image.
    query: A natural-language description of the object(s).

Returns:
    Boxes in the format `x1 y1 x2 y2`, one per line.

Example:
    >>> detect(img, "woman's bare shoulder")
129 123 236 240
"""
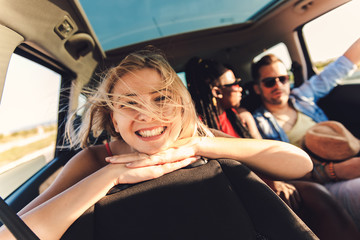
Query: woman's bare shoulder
70 140 133 170
59 144 116 182
73 145 108 164
237 107 252 116
237 107 255 122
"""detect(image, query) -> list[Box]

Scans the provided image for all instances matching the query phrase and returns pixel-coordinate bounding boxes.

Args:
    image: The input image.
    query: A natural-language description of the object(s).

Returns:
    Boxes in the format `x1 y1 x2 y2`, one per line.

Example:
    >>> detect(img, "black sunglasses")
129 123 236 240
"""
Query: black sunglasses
260 75 289 88
221 78 242 88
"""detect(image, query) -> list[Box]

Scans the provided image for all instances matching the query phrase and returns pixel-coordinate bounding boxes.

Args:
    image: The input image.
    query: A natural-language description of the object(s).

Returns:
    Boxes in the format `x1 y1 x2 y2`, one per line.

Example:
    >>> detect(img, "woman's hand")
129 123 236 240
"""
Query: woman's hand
272 181 301 210
108 156 198 185
106 137 202 168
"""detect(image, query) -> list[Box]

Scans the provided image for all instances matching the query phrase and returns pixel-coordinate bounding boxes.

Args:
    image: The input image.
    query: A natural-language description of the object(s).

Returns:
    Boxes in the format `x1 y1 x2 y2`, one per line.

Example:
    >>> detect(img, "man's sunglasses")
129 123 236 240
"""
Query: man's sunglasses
260 75 289 88
221 78 242 88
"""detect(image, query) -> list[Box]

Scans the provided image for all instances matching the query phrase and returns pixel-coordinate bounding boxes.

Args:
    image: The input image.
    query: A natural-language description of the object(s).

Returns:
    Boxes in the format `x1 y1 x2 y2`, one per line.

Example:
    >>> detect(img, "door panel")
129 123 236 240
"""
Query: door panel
318 84 360 138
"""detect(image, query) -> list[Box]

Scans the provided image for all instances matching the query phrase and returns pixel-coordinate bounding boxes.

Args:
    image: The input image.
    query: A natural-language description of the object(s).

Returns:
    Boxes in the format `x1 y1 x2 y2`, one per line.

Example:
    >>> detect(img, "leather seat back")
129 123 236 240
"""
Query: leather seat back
62 159 317 240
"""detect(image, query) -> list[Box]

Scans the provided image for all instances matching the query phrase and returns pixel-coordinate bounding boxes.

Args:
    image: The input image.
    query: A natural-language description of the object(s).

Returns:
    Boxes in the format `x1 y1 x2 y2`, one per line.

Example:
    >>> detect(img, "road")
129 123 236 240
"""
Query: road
0 146 54 198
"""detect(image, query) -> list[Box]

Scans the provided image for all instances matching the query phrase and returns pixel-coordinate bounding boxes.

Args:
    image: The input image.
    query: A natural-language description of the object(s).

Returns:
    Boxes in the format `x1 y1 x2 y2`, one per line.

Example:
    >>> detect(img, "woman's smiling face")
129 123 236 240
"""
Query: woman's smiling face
110 68 182 154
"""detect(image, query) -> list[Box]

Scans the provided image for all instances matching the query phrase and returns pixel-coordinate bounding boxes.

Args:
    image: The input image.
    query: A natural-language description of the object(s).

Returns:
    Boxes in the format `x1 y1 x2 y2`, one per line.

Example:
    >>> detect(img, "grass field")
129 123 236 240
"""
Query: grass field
0 125 57 168
0 125 56 144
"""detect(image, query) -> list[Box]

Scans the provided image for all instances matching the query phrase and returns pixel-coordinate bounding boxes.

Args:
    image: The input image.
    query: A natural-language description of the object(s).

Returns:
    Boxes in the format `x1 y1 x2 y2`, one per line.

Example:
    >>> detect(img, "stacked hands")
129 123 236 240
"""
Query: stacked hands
105 137 202 185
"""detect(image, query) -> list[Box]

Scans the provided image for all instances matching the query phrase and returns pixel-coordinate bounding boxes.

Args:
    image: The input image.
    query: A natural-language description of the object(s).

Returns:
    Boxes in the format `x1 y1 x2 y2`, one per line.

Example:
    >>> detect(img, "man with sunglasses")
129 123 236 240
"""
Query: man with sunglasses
250 38 360 230
251 43 360 143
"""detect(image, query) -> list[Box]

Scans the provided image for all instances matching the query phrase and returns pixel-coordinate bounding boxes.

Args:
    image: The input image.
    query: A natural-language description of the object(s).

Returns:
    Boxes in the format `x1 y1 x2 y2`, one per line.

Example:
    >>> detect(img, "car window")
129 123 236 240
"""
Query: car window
253 42 292 69
303 0 360 82
177 72 187 87
0 53 61 198
79 0 284 51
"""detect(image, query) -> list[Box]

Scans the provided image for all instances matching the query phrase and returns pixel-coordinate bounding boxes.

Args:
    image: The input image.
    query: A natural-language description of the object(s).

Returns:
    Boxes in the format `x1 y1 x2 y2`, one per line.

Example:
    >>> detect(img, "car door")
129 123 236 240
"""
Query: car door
0 47 78 213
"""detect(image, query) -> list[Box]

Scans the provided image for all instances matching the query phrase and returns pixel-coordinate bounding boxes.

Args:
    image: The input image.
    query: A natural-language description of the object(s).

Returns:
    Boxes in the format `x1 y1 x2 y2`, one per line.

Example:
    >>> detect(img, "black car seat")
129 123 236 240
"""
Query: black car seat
240 81 262 113
62 159 317 240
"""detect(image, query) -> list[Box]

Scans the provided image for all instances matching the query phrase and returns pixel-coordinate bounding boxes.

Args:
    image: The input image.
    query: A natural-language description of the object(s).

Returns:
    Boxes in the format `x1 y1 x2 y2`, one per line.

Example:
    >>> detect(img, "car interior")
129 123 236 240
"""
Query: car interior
0 0 359 238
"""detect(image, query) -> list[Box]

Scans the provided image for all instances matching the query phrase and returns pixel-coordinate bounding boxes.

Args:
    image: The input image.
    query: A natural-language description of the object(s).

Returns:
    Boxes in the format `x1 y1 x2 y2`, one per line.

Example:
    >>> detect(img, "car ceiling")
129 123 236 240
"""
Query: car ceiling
102 0 349 72
79 0 284 52
0 0 351 101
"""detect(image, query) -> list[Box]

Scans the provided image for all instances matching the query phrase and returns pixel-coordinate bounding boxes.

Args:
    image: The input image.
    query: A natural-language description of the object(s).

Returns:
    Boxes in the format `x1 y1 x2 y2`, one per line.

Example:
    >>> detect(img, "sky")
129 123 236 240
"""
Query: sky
0 0 359 134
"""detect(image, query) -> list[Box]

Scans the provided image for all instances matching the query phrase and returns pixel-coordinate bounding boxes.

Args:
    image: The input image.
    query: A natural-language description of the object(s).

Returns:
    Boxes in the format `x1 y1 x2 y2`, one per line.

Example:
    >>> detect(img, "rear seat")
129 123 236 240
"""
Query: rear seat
62 159 317 240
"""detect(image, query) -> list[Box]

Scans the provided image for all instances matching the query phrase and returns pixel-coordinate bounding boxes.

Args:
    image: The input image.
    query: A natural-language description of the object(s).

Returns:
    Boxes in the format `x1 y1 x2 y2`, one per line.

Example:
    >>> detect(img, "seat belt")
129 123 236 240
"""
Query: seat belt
0 196 39 239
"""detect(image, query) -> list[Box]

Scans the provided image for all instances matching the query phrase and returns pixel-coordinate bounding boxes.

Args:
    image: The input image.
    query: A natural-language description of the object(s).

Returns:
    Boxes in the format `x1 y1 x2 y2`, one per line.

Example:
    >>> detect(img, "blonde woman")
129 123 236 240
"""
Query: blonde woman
0 48 312 239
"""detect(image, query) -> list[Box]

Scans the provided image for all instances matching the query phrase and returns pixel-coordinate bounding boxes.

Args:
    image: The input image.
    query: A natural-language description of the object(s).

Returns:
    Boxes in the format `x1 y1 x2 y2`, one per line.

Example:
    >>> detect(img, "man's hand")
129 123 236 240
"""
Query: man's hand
272 181 301 210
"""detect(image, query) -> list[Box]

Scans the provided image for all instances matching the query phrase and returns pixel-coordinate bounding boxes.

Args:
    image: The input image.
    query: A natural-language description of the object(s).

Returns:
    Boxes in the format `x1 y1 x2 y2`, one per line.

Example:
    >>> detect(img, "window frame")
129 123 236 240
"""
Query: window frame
4 45 77 211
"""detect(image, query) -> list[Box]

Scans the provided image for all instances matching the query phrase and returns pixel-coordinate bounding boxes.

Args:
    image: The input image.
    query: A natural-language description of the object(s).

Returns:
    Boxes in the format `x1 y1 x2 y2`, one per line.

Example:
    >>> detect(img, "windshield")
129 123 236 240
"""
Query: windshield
79 0 282 51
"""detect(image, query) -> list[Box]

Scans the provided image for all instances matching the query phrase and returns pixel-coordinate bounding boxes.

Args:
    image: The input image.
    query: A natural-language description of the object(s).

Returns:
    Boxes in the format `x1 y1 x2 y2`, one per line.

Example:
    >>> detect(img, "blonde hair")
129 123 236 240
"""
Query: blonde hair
66 47 212 149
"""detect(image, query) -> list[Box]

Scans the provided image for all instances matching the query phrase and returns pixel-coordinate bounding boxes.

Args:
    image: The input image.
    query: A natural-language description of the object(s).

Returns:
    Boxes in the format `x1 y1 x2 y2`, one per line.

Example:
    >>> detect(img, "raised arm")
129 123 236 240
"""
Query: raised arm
292 37 360 102
344 37 360 66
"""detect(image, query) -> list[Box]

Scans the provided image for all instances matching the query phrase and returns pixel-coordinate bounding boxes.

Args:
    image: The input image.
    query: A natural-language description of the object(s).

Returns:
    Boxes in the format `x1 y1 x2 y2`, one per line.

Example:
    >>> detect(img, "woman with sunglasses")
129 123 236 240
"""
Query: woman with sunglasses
251 37 360 231
185 57 262 139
